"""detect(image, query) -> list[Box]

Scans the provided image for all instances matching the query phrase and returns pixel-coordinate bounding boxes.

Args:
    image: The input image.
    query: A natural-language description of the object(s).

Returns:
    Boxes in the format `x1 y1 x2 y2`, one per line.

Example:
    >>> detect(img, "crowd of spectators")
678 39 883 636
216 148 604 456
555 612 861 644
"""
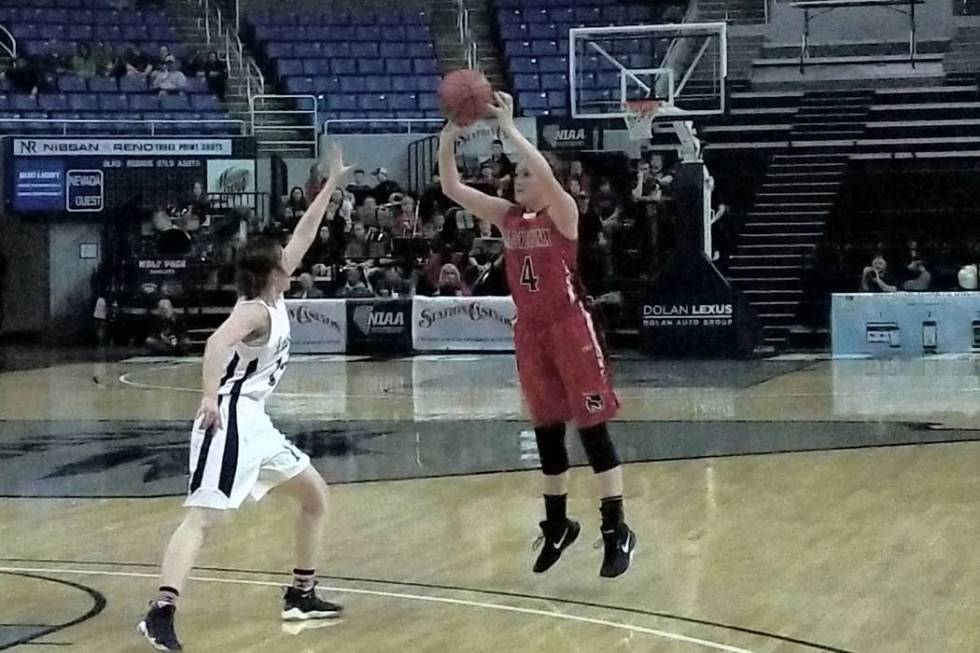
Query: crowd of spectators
3 44 228 99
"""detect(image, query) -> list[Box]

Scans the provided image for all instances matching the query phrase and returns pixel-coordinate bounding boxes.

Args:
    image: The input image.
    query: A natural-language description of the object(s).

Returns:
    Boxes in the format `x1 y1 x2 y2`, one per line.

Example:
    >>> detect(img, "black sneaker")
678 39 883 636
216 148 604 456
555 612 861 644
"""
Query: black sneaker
599 524 636 579
137 602 182 651
282 584 344 621
532 519 580 573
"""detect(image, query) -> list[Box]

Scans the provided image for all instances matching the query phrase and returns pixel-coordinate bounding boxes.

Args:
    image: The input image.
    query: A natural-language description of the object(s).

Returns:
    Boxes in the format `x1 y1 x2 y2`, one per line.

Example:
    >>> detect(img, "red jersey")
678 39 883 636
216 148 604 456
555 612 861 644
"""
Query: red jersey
503 205 584 323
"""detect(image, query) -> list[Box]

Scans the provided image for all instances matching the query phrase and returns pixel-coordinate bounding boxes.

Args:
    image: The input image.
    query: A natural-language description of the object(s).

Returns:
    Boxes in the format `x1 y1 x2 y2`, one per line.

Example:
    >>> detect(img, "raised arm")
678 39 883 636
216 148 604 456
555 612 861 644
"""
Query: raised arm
487 92 578 240
438 122 513 229
196 301 269 431
283 143 353 275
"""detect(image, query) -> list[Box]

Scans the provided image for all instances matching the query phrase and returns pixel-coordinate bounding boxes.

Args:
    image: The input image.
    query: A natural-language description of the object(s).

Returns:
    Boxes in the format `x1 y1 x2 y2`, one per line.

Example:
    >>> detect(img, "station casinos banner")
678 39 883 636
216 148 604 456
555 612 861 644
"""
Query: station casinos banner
6 137 256 215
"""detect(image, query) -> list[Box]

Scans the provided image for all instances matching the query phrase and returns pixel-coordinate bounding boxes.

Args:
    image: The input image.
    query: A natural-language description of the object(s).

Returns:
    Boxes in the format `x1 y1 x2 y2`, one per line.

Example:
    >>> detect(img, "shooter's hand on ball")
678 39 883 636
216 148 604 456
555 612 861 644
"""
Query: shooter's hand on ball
487 91 516 132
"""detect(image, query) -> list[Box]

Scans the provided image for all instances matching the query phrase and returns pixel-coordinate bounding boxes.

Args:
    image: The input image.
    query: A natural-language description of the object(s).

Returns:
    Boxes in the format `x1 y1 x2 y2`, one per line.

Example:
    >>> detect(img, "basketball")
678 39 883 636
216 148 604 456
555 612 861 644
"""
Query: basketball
437 69 494 127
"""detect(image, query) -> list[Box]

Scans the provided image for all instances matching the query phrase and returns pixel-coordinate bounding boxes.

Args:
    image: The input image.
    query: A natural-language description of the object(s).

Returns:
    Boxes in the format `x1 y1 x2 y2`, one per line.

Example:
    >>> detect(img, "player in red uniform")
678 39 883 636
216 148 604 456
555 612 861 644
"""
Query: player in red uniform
438 92 635 578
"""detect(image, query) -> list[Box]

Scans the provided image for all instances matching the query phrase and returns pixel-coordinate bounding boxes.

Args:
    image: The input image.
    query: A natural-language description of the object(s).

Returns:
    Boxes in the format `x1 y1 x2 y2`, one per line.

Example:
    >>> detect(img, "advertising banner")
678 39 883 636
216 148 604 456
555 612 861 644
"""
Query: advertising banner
412 296 516 351
346 298 413 354
286 299 347 354
536 117 603 151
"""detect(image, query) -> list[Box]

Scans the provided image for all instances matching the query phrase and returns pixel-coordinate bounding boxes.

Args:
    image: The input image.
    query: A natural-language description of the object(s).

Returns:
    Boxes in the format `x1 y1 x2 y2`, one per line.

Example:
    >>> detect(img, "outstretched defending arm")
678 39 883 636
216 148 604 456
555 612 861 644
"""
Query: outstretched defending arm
486 92 578 240
438 122 513 229
282 143 353 275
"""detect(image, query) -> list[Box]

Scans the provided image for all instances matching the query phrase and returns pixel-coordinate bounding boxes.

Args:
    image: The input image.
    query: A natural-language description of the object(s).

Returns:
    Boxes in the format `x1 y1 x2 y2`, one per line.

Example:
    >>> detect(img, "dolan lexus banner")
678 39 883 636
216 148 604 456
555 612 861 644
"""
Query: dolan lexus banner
286 299 347 354
536 117 603 151
413 296 516 351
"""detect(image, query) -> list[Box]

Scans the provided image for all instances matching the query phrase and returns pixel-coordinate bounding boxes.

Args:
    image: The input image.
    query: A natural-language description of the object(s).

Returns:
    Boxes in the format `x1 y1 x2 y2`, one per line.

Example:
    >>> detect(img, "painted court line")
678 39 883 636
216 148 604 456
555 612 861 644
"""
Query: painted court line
0 566 759 653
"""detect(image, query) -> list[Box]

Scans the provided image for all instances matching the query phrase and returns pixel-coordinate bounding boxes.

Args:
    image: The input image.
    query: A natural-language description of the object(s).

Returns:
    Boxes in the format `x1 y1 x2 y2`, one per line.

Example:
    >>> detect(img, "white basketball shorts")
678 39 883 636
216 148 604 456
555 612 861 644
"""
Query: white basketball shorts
184 394 310 510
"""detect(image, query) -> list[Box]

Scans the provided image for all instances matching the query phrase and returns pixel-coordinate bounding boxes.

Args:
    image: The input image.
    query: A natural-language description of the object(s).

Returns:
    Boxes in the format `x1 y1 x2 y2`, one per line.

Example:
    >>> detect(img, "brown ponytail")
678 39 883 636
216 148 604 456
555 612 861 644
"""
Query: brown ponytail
235 237 283 299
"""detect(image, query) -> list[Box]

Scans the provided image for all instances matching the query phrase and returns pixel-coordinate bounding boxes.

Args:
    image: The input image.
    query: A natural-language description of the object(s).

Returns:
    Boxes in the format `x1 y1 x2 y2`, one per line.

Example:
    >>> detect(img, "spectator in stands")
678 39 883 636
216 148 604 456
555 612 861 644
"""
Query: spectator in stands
904 253 932 291
422 211 445 240
357 196 380 229
633 160 663 203
202 50 228 101
290 272 325 299
145 298 190 354
71 43 98 79
481 139 514 181
568 177 590 216
284 186 307 225
336 265 373 298
304 163 327 201
434 263 466 297
180 181 210 218
346 169 373 194
569 159 592 193
124 45 154 79
373 167 402 203
861 255 898 293
302 225 333 269
6 57 40 97
156 46 174 70
392 194 417 237
152 56 188 95
344 222 370 260
375 266 414 298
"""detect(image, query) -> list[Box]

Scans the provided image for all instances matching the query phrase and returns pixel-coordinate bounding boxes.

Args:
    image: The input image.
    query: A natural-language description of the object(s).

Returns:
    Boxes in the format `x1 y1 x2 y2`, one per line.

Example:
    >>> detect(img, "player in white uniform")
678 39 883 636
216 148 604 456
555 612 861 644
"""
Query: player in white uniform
138 145 354 651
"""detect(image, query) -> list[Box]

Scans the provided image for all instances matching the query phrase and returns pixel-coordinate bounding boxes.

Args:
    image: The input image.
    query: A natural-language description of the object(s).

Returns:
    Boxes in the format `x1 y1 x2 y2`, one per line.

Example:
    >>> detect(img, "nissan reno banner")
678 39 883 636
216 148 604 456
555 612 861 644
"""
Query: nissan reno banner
412 296 516 351
6 137 256 216
285 299 347 354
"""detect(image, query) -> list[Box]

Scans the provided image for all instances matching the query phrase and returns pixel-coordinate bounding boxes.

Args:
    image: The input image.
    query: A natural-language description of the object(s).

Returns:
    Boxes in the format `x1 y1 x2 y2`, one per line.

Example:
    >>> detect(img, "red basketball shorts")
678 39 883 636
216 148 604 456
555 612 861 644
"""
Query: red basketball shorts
514 305 620 429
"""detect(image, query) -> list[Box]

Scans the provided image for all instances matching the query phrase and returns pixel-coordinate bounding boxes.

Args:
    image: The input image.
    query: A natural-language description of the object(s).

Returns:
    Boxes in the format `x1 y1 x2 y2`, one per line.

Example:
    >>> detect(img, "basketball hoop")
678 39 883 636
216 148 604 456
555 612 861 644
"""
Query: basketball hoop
623 99 661 141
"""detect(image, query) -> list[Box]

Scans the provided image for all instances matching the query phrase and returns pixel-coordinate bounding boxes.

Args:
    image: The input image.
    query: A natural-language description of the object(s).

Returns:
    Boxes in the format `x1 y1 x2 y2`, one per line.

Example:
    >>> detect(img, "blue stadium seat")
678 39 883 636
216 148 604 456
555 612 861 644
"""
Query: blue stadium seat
266 42 292 58
500 23 528 40
94 25 121 41
67 25 92 40
518 92 548 111
417 76 439 92
327 95 358 111
380 42 409 58
528 23 556 39
287 77 314 94
129 94 160 112
191 94 220 111
13 95 39 112
388 93 416 111
68 93 99 112
524 9 550 23
538 56 567 72
93 76 122 93
160 94 190 111
302 59 330 75
413 59 438 75
354 26 381 41
602 6 627 22
386 59 412 75
39 94 70 111
627 6 654 22
541 73 568 91
552 8 575 23
98 94 129 112
419 94 439 111
331 59 357 75
575 7 602 22
313 76 341 93
505 41 532 57
511 57 538 73
122 26 149 41
185 76 208 94
365 77 391 93
351 42 378 58
118 76 148 93
406 43 434 57
531 40 560 56
0 95 9 111
514 73 541 91
357 58 384 74
499 9 523 23
58 76 86 92
547 91 567 108
340 77 366 93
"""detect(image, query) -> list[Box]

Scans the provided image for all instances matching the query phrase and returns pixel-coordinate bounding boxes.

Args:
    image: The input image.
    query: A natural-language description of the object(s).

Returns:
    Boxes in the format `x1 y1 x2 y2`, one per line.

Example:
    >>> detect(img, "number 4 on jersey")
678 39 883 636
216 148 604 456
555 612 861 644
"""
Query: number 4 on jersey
520 255 540 293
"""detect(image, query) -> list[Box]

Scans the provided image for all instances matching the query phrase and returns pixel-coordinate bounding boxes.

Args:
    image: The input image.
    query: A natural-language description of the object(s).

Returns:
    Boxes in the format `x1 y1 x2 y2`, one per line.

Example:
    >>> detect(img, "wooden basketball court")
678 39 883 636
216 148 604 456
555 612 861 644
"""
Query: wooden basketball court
1 349 979 652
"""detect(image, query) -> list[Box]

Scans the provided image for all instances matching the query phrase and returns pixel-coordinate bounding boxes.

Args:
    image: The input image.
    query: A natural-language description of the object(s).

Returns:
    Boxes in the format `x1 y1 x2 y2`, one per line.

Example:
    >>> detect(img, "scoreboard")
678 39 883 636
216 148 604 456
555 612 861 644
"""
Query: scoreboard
6 137 257 216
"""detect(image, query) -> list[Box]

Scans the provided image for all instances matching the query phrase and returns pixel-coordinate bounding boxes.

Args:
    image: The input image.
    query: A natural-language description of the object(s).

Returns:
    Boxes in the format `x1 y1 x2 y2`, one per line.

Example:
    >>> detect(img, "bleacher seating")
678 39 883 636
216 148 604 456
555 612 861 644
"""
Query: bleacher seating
493 0 683 116
246 8 443 132
0 0 236 135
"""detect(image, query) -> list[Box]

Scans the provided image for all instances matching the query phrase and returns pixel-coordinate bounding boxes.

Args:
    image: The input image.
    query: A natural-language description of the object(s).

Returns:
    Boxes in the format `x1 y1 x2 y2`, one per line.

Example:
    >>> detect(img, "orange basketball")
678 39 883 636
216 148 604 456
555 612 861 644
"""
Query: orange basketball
437 69 494 127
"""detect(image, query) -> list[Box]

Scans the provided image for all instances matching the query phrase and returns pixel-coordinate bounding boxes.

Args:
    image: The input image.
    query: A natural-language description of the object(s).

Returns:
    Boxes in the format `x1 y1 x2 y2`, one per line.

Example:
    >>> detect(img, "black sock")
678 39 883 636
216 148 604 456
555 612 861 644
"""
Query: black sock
543 493 567 525
156 586 179 607
600 495 624 531
292 568 316 591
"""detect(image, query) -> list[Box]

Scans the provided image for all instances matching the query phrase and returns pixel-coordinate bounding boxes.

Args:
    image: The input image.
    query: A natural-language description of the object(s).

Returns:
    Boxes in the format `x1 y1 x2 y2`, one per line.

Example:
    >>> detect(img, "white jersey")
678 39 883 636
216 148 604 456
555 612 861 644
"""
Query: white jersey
218 295 291 402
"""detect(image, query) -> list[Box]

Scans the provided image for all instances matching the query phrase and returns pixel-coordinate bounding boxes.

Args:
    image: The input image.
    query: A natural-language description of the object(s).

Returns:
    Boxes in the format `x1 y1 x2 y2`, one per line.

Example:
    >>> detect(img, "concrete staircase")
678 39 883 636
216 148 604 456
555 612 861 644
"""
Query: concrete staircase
944 24 980 76
161 0 253 128
695 0 768 25
430 0 505 86
727 90 871 347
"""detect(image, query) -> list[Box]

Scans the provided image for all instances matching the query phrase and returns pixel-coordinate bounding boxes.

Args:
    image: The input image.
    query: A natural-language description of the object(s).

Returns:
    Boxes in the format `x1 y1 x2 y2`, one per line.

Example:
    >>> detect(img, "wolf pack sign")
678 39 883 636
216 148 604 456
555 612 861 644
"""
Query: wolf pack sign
412 296 516 351
536 117 602 151
285 299 347 353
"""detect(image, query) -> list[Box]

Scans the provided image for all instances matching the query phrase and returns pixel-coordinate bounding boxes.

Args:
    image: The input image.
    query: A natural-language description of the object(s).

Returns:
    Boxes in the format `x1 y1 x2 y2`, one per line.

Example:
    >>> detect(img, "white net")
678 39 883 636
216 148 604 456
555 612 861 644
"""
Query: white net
623 99 660 141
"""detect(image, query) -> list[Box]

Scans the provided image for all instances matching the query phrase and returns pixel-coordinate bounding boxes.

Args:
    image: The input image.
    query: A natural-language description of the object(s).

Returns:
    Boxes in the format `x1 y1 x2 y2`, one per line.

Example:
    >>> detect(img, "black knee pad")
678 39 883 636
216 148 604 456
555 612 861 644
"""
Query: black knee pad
579 423 620 473
534 424 569 476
